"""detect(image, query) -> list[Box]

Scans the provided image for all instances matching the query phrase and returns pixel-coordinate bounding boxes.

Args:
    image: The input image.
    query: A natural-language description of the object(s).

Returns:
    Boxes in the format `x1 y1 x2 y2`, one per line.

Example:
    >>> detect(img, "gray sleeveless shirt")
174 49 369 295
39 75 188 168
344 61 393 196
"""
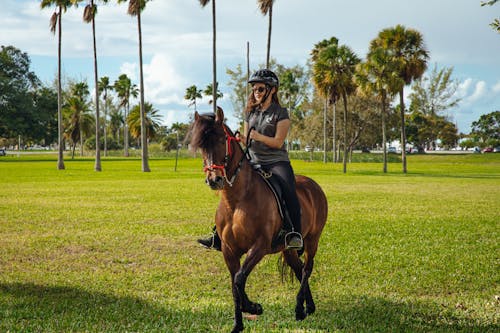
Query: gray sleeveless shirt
246 103 289 165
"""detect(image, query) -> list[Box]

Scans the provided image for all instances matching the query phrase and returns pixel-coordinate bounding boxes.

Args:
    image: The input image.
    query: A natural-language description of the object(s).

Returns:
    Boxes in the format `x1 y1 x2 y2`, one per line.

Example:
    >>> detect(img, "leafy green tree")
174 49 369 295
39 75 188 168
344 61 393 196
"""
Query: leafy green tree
312 38 360 172
184 85 202 111
114 73 138 157
226 64 248 124
0 46 40 139
127 102 162 143
199 0 218 114
409 65 460 117
471 110 500 146
356 47 403 173
98 76 113 156
371 25 429 173
41 0 75 170
408 65 461 149
257 0 275 68
117 0 150 171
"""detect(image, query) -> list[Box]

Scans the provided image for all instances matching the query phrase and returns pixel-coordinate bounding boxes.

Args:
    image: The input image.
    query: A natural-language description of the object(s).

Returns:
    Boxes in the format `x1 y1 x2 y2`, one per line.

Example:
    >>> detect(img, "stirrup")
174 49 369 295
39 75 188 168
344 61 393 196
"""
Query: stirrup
285 231 303 249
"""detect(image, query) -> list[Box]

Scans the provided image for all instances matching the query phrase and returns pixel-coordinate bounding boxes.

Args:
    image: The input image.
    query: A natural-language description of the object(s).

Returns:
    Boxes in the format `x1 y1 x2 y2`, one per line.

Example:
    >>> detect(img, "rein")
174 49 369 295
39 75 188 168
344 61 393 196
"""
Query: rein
203 125 250 187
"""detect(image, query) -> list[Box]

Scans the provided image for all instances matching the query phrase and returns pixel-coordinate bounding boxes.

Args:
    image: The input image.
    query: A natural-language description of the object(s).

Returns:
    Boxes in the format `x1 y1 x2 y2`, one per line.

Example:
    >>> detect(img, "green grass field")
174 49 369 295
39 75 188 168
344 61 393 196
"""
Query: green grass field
0 153 499 332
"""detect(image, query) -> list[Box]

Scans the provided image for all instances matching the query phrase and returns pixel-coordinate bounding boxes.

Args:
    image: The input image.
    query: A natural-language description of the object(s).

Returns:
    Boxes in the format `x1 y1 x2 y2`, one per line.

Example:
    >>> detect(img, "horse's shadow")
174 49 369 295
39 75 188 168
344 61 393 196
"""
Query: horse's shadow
245 295 498 332
1 283 497 332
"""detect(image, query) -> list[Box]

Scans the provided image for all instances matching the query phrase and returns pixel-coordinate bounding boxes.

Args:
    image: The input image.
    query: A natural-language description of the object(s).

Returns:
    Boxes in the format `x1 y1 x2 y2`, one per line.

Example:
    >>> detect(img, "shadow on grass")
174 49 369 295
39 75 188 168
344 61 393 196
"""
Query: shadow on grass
1 283 497 332
0 282 230 332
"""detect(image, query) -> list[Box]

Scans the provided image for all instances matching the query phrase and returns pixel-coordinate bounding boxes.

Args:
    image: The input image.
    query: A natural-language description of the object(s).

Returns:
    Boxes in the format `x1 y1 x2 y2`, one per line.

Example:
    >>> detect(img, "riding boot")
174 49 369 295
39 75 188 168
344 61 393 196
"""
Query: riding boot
284 207 303 249
197 225 221 251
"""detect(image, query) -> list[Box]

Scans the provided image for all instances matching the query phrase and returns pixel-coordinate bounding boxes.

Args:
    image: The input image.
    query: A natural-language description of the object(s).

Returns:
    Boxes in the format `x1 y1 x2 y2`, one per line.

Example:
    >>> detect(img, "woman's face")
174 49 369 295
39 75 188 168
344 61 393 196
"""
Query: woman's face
252 83 268 104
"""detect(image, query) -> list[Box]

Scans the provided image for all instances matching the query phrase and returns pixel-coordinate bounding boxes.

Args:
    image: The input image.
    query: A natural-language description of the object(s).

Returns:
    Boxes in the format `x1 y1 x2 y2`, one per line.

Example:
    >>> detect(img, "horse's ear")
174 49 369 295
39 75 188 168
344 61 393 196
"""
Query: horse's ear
215 106 224 124
194 111 200 121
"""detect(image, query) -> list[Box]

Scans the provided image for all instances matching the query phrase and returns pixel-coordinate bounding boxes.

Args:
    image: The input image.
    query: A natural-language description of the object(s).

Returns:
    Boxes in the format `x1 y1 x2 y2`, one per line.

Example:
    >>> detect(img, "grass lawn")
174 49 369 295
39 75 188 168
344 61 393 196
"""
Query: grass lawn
0 153 499 332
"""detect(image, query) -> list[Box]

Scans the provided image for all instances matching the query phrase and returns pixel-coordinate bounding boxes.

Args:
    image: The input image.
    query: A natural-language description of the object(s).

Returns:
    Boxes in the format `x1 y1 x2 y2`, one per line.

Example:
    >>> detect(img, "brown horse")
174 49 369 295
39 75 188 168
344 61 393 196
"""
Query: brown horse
190 108 328 333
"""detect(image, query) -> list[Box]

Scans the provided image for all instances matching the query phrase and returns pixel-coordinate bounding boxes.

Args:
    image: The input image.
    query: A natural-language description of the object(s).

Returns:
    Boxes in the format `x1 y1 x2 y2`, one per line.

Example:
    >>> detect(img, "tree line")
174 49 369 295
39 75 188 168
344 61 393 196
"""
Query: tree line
2 1 498 174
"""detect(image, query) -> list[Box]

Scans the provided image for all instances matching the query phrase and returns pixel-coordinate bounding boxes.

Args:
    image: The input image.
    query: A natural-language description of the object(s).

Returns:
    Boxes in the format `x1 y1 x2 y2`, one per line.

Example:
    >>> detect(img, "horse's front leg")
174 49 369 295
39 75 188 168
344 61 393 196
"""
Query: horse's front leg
234 247 266 316
222 248 244 333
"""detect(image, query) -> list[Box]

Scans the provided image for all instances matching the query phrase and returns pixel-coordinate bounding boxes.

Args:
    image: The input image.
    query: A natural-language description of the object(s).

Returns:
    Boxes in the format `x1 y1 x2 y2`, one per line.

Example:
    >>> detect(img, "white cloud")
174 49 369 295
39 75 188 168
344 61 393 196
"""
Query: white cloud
119 62 137 81
467 81 487 103
143 53 187 105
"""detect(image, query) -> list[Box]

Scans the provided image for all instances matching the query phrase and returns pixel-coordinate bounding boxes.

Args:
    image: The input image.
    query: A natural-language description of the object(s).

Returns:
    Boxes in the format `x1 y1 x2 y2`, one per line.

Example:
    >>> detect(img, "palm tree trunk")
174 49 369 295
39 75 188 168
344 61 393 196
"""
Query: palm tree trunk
124 103 129 157
91 2 102 171
382 93 387 173
399 89 407 173
323 97 327 163
332 99 337 163
57 6 65 170
342 92 348 174
137 9 150 172
266 5 272 68
211 0 217 114
103 92 107 157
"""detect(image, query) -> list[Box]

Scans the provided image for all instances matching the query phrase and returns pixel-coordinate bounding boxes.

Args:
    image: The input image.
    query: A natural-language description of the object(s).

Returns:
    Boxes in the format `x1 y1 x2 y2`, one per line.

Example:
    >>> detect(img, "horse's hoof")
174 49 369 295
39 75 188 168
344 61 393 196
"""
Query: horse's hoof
295 310 307 321
231 324 244 333
244 302 263 315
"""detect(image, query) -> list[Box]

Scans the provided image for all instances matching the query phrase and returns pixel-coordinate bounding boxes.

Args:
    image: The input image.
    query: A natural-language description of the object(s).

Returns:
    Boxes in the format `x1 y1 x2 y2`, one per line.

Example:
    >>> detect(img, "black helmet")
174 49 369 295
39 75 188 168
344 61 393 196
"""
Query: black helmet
248 69 279 88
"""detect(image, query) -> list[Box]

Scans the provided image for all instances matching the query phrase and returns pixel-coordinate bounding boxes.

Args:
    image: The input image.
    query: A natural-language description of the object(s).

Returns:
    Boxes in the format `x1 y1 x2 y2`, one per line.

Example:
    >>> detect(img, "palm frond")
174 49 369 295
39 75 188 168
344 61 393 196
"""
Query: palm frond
199 0 210 7
49 12 59 34
83 4 96 23
257 0 274 15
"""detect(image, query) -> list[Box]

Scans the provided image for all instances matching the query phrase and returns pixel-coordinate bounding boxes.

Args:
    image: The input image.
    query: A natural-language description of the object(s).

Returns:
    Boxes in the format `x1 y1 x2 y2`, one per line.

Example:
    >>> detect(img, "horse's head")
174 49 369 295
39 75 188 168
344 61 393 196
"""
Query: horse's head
190 107 239 190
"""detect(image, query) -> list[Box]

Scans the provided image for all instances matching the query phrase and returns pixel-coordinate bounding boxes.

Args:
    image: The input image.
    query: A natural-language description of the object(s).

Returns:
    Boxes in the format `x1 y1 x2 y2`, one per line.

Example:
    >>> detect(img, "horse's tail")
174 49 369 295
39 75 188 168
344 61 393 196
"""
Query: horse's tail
277 253 295 283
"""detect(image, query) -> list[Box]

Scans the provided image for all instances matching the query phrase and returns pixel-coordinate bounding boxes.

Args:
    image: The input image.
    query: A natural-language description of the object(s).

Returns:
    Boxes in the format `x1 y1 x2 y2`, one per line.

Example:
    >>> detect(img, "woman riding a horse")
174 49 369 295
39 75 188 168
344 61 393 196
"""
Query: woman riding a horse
190 69 328 332
198 69 303 250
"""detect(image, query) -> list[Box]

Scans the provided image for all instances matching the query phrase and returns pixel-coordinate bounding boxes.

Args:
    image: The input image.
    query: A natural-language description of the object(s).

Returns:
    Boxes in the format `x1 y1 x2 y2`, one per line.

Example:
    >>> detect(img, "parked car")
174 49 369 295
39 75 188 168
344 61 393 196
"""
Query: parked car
494 147 500 153
482 147 494 153
388 146 397 153
0 149 6 156
304 145 312 152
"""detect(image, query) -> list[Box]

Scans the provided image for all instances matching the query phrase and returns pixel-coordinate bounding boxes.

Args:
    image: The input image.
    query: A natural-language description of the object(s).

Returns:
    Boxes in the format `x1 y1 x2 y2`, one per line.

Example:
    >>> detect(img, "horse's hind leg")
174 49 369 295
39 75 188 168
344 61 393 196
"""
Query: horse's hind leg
283 250 309 320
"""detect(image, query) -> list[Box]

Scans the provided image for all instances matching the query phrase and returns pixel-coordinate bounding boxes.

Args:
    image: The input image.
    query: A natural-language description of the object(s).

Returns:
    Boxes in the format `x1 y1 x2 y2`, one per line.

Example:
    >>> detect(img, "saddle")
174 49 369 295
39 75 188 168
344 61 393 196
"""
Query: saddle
253 166 300 250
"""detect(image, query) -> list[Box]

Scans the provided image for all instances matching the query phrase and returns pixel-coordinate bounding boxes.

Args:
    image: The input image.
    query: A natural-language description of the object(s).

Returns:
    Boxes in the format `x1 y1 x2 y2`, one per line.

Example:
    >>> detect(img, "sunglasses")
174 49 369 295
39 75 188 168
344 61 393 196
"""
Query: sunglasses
252 86 267 93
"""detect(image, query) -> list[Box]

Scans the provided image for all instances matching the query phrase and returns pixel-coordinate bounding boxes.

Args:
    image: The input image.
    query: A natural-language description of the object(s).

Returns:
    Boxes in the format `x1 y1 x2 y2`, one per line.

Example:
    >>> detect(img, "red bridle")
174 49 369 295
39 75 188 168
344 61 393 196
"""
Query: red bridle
203 126 242 187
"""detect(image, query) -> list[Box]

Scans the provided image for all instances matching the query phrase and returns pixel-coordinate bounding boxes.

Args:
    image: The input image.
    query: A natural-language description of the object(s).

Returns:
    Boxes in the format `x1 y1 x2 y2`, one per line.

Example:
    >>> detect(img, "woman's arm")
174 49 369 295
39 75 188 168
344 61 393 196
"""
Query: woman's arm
249 119 290 149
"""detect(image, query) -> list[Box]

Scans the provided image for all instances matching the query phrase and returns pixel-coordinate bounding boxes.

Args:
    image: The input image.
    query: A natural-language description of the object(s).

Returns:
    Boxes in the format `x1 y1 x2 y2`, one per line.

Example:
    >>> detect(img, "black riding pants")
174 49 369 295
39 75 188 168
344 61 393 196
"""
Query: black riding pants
261 161 301 234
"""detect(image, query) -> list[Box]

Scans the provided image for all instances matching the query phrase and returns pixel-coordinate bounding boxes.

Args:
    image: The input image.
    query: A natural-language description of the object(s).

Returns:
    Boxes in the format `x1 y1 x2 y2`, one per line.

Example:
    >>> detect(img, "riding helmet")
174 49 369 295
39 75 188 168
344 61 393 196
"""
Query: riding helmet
248 69 279 88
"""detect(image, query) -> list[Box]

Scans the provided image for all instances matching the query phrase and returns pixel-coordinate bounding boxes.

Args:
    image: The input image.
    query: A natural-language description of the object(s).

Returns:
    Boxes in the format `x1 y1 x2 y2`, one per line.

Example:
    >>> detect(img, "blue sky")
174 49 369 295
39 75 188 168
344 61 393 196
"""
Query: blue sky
3 0 500 133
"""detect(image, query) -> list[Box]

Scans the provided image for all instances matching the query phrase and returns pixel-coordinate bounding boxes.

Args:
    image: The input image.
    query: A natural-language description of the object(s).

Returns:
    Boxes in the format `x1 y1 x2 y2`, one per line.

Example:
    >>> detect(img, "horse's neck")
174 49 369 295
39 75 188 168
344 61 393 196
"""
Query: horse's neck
221 157 256 206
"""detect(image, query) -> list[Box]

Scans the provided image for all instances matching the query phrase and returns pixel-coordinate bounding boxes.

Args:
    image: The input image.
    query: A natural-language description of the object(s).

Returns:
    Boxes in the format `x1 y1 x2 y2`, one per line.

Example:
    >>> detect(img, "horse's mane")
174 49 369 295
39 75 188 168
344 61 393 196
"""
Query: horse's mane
189 113 223 151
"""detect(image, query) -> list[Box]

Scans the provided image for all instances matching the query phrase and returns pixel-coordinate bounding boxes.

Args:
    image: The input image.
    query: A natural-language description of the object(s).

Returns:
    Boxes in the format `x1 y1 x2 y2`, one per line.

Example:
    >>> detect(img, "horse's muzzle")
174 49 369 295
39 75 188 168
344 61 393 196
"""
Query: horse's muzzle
206 176 224 190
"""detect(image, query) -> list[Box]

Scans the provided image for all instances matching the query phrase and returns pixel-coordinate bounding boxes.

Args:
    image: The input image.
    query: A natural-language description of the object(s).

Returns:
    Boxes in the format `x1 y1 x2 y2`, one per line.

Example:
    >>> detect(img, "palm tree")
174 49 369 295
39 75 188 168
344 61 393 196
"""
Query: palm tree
356 47 403 173
312 39 360 173
371 25 429 173
40 0 74 170
199 0 217 114
117 0 150 171
98 76 113 156
127 102 162 143
203 82 223 105
114 73 138 157
257 0 275 68
311 37 339 162
77 0 110 171
63 84 94 159
184 85 202 111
